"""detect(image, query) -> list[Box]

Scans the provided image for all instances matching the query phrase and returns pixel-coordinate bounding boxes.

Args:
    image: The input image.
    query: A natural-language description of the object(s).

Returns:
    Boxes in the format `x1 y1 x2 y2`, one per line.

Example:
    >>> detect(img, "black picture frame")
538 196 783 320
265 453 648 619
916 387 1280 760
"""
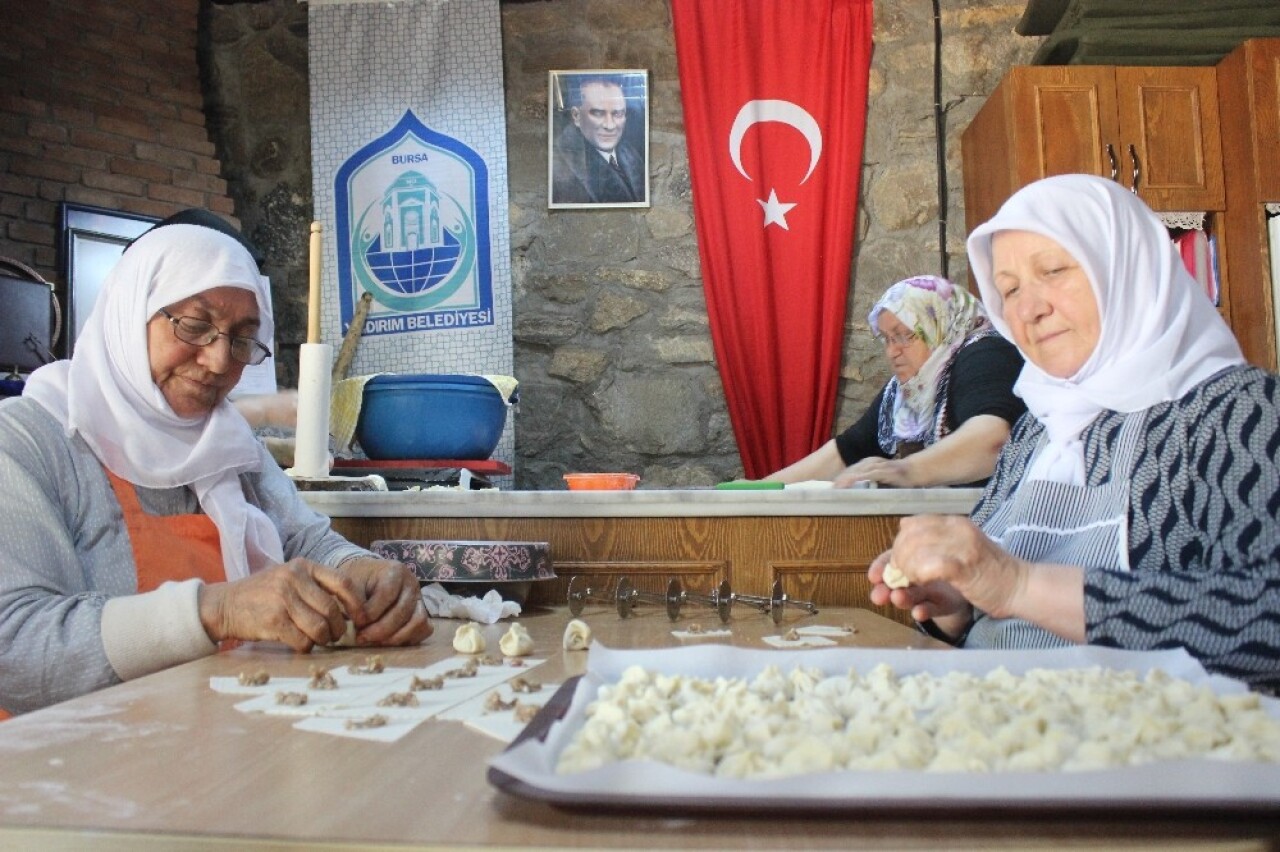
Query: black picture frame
58 203 158 356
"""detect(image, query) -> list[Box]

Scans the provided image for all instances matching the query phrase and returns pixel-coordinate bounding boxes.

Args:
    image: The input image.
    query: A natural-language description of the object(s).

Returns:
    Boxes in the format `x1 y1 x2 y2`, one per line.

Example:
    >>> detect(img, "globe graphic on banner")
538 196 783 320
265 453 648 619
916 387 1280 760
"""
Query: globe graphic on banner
349 167 477 312
363 227 463 296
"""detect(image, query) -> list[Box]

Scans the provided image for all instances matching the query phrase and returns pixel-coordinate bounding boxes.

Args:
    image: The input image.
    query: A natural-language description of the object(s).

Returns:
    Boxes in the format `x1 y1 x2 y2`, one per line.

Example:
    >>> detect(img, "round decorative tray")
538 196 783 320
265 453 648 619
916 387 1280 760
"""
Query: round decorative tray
371 539 554 604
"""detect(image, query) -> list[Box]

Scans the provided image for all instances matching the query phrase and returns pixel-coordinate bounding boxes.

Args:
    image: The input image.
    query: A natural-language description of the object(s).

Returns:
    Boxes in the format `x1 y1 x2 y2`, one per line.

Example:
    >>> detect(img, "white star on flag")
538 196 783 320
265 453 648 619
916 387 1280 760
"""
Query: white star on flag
757 189 797 230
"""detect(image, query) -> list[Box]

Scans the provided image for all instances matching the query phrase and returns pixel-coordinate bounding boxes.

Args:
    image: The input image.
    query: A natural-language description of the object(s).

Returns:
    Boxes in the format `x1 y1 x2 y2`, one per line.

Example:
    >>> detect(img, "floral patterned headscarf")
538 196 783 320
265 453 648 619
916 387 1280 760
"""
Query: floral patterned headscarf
868 275 991 451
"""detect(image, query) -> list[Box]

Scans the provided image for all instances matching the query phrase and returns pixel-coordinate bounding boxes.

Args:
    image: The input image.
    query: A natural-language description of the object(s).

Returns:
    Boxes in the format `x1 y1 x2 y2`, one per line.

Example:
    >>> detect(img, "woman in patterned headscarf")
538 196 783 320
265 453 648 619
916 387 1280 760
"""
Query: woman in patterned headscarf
869 174 1280 692
764 275 1025 488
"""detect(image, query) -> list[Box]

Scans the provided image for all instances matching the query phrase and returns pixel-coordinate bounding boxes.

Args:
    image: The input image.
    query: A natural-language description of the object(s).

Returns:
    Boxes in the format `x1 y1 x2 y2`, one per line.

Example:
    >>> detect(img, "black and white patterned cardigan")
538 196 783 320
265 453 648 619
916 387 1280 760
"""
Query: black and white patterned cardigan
969 365 1280 692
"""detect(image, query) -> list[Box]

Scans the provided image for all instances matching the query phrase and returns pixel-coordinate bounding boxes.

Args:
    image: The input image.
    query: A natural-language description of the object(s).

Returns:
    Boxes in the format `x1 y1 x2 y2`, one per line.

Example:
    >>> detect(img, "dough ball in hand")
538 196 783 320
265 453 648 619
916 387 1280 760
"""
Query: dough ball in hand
882 561 911 590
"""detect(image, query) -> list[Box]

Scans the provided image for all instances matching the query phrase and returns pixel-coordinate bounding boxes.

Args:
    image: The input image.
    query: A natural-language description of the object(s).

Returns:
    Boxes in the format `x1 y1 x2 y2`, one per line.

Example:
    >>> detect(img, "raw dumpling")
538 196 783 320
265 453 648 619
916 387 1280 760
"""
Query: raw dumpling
882 561 910 590
499 622 535 657
563 618 592 651
452 622 487 654
326 618 357 648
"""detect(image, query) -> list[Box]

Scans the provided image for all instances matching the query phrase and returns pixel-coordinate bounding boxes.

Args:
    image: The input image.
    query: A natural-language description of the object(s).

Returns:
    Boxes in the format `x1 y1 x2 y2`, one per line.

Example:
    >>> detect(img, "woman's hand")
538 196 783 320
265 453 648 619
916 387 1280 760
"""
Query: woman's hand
868 547 973 635
198 559 368 651
867 514 1030 640
871 514 1087 643
198 557 433 651
834 456 913 488
340 557 434 646
883 514 1029 615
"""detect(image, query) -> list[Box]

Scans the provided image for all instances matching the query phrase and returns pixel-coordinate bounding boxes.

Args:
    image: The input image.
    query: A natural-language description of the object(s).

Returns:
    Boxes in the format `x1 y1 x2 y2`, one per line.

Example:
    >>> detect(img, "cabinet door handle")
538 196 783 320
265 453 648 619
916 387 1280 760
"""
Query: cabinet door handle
1106 144 1118 181
1128 144 1141 194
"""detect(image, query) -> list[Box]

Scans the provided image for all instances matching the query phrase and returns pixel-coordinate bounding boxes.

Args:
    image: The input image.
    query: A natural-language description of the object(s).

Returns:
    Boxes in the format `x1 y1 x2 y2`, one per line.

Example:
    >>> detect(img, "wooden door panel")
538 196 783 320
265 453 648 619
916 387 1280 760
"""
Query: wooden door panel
1254 43 1280 198
1118 67 1223 209
1008 66 1119 184
1033 86 1115 178
330 514 904 611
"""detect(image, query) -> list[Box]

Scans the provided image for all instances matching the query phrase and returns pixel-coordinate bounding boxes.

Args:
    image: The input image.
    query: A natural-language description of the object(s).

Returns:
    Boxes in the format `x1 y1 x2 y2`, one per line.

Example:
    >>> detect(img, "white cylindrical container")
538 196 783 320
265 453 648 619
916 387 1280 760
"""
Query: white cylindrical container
289 342 333 478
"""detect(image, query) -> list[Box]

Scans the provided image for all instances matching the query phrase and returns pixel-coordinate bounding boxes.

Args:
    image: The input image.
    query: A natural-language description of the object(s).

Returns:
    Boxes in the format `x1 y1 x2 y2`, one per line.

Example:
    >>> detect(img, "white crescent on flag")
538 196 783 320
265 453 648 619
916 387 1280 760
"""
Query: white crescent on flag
728 99 823 183
728 99 822 229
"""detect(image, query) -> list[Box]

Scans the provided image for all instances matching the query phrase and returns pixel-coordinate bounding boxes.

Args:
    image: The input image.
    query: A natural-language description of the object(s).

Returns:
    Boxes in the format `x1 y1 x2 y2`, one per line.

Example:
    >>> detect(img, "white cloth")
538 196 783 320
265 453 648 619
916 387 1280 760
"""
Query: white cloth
966 174 1244 485
420 582 521 624
24 224 284 580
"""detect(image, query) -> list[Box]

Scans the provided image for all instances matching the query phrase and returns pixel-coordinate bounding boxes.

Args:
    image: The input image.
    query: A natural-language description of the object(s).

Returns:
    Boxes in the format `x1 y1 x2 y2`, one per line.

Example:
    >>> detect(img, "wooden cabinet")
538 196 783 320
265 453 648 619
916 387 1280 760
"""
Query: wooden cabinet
961 54 1280 371
328 514 918 627
962 65 1223 230
1216 38 1280 371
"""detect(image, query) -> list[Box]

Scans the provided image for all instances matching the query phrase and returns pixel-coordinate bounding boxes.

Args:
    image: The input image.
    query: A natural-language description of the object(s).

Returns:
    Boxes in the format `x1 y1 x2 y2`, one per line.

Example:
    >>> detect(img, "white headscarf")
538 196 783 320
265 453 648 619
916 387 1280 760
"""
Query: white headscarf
24 223 284 580
966 174 1244 485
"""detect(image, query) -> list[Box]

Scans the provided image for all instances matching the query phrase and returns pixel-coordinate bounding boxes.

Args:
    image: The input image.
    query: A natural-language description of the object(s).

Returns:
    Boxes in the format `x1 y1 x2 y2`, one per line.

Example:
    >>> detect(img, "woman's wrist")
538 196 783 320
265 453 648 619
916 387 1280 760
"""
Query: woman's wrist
197 582 228 643
1008 562 1086 643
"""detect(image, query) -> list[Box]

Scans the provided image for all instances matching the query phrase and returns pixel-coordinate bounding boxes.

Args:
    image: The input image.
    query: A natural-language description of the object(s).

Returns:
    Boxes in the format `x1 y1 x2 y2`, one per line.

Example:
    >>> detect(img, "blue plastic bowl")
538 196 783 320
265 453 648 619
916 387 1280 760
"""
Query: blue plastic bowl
356 374 507 460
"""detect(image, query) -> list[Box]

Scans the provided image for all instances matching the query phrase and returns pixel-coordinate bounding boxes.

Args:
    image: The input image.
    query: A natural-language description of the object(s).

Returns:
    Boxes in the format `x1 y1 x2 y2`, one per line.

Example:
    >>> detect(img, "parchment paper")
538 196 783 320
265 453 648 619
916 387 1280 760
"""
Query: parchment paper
214 656 544 743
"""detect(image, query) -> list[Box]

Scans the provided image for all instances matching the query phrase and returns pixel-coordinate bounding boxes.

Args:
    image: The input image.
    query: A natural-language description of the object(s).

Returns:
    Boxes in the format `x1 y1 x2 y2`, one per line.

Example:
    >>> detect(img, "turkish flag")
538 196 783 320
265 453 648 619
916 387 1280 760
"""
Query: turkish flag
672 0 873 478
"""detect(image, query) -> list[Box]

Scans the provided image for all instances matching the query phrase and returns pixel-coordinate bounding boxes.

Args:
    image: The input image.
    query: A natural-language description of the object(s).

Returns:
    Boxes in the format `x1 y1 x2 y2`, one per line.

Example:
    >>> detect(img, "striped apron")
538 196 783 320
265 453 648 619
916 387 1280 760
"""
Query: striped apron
966 411 1145 649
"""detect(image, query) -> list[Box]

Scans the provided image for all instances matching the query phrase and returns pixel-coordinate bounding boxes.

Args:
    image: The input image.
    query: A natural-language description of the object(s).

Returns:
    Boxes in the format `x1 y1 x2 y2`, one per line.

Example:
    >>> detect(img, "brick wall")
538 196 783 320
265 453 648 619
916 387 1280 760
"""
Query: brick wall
0 0 237 282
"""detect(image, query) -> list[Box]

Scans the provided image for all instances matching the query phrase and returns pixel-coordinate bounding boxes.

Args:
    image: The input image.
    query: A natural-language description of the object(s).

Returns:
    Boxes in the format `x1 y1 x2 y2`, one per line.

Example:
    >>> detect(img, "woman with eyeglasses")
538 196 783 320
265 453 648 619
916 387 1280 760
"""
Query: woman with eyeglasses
764 275 1025 488
0 218 432 715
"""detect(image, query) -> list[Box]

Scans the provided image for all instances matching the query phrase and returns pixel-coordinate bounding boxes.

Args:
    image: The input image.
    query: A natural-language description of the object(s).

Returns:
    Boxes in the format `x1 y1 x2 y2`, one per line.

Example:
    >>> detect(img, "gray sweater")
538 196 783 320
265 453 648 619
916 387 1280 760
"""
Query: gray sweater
969 366 1280 691
0 397 371 714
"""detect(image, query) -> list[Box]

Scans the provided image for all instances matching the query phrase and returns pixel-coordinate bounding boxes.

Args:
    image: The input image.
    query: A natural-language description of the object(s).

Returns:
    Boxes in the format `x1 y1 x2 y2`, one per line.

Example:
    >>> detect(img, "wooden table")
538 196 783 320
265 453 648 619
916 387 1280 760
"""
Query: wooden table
0 607 1275 851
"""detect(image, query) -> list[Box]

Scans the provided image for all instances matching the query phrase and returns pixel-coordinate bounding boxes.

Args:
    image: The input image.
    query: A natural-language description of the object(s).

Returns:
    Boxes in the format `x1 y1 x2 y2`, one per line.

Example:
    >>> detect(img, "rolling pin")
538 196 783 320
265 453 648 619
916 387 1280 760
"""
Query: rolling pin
331 292 374 382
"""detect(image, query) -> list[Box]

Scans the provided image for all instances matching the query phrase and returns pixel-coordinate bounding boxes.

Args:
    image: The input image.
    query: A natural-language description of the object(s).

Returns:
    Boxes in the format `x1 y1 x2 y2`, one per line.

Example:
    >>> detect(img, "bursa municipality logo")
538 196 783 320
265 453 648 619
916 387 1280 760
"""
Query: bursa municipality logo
334 111 494 337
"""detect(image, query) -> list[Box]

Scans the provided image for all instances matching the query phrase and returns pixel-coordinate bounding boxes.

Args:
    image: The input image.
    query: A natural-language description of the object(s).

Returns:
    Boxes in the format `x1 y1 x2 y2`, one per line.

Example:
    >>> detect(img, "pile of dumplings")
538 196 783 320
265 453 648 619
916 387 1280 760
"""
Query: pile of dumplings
556 663 1280 778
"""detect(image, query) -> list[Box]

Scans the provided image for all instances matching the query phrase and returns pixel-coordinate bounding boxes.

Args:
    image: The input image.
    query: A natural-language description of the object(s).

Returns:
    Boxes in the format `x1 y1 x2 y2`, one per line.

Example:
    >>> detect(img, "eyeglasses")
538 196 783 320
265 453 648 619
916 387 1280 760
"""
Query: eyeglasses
873 330 921 349
158 309 272 366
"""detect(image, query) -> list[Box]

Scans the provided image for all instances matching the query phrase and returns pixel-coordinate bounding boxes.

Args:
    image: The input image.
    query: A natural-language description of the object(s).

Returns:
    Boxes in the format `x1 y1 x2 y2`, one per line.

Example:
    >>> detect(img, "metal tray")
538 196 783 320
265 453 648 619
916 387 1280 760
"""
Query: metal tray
486 646 1280 816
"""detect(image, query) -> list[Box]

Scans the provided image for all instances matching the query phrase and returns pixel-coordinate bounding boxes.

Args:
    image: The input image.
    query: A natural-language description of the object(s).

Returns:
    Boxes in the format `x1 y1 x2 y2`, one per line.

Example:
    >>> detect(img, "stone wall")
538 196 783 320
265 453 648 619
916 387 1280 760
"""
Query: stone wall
203 0 1039 488
201 0 313 384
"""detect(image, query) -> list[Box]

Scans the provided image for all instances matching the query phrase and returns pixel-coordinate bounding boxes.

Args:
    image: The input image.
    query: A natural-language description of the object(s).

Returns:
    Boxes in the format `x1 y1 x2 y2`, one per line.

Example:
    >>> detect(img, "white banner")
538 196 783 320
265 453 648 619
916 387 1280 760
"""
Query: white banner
310 0 514 473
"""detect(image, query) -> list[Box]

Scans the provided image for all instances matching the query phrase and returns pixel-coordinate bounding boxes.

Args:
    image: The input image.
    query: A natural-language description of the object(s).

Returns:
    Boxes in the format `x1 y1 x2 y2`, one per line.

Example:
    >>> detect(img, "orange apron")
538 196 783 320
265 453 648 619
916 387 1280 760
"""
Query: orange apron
105 469 227 592
0 473 226 722
1 471 227 722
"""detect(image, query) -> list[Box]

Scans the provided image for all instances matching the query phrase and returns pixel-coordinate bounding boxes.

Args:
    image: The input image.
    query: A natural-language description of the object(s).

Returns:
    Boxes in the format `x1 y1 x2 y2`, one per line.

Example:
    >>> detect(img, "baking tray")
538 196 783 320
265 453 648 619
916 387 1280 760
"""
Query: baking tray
486 645 1280 816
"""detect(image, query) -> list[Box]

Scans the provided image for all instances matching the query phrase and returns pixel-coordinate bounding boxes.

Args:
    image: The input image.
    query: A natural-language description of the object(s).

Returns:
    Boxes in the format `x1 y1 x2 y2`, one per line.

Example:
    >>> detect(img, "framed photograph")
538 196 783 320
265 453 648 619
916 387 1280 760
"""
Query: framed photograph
548 69 650 209
58 203 157 356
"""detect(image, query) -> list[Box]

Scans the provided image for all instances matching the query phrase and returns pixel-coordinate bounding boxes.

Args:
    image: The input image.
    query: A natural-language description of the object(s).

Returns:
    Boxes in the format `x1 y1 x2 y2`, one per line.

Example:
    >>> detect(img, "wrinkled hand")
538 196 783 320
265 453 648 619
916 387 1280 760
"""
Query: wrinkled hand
198 558 367 652
833 456 913 489
340 557 433 646
869 515 1029 630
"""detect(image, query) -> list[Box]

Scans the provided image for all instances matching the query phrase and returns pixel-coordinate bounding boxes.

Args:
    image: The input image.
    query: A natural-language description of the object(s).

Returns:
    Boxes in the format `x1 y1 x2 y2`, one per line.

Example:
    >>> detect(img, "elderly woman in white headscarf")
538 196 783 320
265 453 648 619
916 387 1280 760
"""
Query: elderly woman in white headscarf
764 275 1025 488
0 218 431 716
869 174 1280 691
